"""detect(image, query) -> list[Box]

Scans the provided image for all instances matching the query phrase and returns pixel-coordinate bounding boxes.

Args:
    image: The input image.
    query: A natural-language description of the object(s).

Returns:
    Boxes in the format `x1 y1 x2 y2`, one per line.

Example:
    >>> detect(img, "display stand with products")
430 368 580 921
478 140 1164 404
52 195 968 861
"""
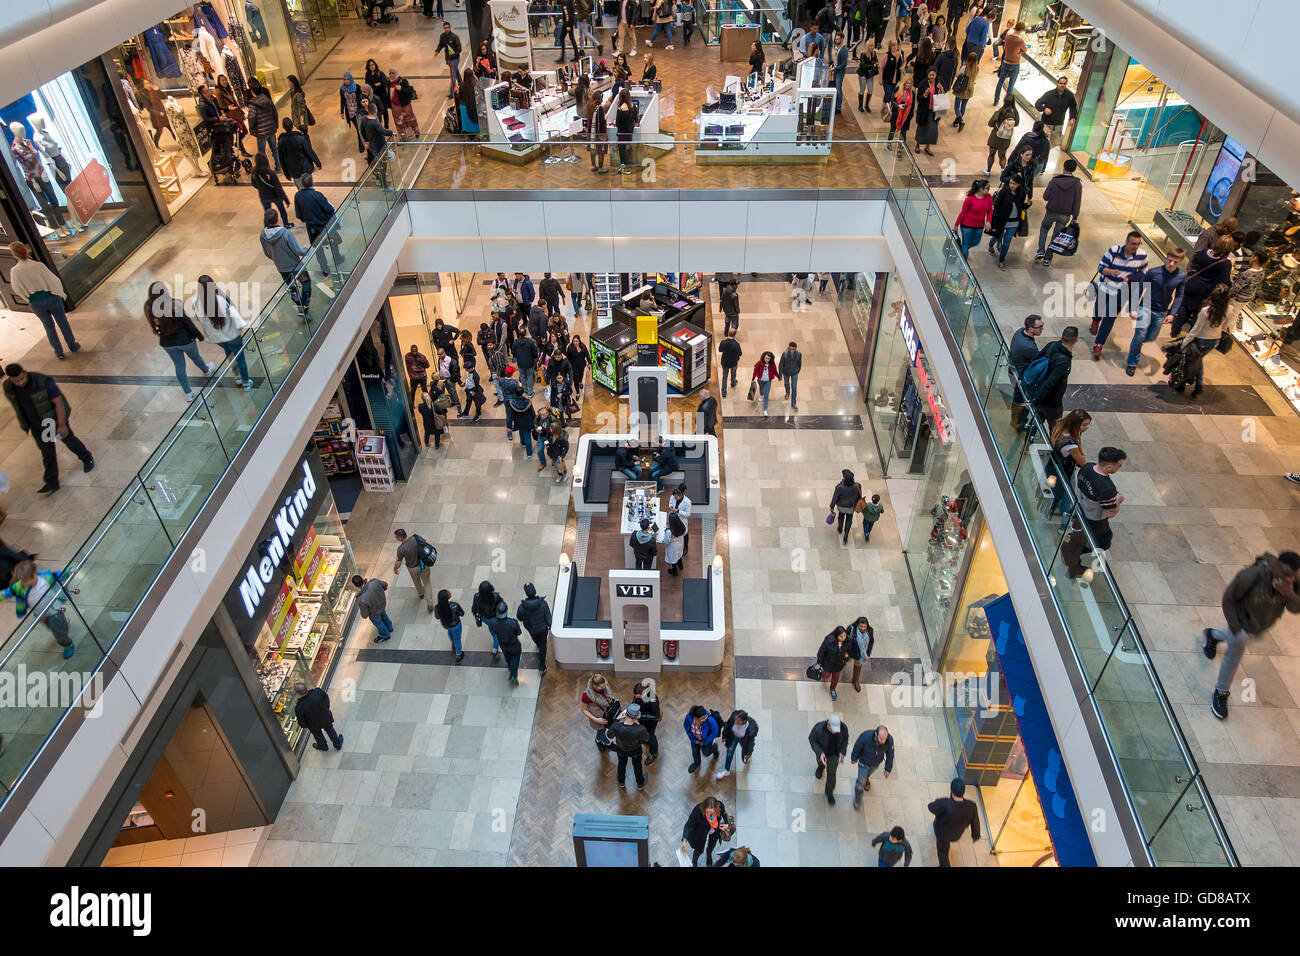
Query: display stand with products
482 60 621 164
355 429 395 491
592 272 622 329
313 402 358 477
694 57 833 162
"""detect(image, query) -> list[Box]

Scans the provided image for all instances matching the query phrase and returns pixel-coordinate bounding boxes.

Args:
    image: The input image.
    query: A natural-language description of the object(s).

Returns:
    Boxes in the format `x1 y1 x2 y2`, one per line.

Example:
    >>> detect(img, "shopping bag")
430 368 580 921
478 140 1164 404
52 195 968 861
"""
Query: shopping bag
932 92 952 113
1047 221 1080 257
826 511 836 525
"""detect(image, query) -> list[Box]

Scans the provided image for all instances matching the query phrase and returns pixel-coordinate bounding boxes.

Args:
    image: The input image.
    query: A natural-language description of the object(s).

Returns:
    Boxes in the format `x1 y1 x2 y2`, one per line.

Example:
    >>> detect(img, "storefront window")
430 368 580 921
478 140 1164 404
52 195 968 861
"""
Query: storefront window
1017 0 1091 103
1 58 162 306
236 457 358 748
937 525 1056 864
284 0 346 80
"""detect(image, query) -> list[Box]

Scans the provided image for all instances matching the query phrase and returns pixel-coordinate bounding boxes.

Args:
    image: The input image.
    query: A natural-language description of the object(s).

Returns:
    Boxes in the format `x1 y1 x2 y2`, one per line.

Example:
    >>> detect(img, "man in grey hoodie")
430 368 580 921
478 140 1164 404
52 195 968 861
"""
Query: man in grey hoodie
259 208 312 315
516 582 553 675
351 574 393 642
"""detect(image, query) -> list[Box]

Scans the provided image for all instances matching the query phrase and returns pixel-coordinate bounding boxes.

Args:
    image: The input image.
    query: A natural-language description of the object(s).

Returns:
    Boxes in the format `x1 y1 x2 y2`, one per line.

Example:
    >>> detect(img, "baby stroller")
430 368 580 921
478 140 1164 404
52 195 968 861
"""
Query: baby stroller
365 0 398 25
209 119 250 185
1161 338 1203 392
594 698 622 753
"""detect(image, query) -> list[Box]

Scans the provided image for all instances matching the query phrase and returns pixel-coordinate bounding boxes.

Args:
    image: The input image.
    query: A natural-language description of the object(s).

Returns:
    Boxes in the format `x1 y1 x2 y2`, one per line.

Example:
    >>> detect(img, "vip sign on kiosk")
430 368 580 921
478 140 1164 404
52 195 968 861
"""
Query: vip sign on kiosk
608 569 662 678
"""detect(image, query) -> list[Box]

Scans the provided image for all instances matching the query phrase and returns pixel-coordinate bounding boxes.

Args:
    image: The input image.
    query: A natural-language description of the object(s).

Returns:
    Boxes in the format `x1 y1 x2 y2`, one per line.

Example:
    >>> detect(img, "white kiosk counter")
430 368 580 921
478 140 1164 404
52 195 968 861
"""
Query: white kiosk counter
693 57 836 163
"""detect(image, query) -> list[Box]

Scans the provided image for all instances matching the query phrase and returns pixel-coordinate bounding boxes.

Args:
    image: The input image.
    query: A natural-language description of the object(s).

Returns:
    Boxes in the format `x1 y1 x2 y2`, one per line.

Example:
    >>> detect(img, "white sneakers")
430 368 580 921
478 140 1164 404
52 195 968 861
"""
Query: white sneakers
715 769 729 780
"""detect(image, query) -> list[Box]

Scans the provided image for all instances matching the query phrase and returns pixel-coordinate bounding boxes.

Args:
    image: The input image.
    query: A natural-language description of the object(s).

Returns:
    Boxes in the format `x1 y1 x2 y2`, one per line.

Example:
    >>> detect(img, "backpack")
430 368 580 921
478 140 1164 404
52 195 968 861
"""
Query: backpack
412 534 438 569
709 709 724 735
1019 354 1052 400
951 71 969 95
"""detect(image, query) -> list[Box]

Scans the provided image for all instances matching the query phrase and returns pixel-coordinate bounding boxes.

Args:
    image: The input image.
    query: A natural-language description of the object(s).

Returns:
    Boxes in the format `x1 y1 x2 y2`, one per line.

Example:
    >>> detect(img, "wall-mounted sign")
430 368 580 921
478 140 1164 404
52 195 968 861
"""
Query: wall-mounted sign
897 304 952 445
223 453 329 639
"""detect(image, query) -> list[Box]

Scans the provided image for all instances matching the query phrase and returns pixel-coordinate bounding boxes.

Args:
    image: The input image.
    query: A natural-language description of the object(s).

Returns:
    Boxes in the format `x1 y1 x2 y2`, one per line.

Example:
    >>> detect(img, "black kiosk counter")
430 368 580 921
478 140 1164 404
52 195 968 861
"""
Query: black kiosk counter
590 315 712 396
591 320 639 394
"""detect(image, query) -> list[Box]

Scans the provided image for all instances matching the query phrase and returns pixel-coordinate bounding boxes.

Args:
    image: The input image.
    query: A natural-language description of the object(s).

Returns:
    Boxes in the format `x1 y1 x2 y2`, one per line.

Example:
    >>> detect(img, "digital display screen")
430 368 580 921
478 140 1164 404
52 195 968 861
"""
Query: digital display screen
582 839 640 867
1201 137 1247 219
660 343 684 390
591 339 616 391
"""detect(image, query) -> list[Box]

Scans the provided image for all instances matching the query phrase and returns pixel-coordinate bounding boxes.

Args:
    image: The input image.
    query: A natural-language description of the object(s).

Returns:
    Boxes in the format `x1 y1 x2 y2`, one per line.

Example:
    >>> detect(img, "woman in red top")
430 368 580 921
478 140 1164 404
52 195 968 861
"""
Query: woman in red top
751 350 780 415
890 77 915 142
955 179 993 261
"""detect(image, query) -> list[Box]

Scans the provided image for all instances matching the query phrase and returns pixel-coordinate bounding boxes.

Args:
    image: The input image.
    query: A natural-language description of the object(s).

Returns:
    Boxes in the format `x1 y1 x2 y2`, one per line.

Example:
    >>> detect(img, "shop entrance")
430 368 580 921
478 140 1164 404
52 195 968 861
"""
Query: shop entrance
112 693 268 854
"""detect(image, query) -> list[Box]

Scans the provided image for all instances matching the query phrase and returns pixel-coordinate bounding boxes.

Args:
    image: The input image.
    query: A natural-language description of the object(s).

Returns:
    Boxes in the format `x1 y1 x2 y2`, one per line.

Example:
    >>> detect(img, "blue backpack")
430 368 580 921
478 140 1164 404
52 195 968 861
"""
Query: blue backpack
1020 354 1052 399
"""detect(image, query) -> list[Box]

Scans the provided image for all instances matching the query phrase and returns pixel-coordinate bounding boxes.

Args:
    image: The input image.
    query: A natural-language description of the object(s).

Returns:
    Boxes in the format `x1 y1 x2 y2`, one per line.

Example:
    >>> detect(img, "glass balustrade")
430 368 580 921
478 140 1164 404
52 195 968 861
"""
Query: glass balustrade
0 137 1238 866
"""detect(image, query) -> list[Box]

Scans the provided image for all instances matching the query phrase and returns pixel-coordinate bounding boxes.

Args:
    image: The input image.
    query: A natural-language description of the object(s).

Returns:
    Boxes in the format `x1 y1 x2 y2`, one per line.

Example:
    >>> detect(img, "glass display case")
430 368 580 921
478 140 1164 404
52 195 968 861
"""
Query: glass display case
1230 302 1300 411
246 496 356 748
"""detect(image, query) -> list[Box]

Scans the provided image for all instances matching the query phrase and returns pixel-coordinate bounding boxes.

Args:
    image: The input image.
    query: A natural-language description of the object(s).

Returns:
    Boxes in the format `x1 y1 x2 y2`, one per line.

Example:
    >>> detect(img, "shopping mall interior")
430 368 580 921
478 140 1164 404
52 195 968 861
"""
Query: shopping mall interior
0 0 1296 872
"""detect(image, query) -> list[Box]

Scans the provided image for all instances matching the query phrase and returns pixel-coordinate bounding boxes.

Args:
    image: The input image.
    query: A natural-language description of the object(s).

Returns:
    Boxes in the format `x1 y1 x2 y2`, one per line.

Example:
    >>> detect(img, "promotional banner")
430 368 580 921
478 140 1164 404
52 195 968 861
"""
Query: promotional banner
490 0 533 74
63 158 111 224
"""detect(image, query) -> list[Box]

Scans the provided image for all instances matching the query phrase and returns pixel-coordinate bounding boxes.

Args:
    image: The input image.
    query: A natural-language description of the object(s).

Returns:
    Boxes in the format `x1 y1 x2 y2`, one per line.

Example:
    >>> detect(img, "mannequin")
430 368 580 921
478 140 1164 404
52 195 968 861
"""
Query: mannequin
133 108 163 163
194 24 225 78
30 118 83 232
8 121 70 238
244 0 269 48
164 96 207 177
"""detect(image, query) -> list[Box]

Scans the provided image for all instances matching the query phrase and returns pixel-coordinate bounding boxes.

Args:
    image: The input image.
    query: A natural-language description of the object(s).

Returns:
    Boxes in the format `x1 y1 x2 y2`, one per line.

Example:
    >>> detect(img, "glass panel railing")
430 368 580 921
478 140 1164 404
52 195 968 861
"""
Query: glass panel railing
875 146 1236 866
0 159 396 800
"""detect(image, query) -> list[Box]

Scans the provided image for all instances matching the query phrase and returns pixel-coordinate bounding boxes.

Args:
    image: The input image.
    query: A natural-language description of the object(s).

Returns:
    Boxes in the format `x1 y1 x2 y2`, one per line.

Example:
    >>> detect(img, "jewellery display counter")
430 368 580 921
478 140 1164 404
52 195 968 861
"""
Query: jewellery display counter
693 57 834 162
483 61 626 164
247 508 356 748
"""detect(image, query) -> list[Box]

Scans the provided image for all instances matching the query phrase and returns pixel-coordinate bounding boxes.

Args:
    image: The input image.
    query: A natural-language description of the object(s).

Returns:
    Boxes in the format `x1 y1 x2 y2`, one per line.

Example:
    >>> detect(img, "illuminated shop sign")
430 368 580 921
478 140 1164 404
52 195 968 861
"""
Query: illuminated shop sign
897 305 952 445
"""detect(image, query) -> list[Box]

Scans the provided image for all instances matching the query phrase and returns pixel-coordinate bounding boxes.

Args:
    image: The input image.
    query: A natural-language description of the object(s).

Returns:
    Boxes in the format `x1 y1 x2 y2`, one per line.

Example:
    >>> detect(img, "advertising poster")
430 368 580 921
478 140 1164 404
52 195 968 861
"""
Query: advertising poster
490 0 533 73
591 338 616 391
660 342 684 390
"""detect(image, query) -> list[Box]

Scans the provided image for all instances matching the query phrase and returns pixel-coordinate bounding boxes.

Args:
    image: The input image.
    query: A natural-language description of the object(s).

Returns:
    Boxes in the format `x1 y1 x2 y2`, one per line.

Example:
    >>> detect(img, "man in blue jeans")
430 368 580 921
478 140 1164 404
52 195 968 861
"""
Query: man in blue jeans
992 22 1026 104
1124 247 1186 375
435 22 462 97
778 341 803 412
353 575 393 642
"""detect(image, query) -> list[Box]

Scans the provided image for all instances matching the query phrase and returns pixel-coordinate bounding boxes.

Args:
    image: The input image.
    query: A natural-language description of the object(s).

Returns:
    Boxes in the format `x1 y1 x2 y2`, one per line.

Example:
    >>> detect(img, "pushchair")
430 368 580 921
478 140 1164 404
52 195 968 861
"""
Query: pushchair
1161 338 1203 393
209 119 250 185
365 0 398 25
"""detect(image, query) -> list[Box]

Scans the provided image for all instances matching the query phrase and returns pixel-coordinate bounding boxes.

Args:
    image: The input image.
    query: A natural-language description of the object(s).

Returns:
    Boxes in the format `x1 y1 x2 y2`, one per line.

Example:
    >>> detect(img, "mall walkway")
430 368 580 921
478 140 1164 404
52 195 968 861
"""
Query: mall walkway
847 30 1300 864
0 11 463 574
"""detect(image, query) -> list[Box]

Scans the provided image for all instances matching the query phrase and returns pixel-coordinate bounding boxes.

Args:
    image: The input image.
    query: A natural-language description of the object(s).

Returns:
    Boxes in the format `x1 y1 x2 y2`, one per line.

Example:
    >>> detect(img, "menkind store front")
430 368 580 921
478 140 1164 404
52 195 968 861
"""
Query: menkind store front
73 447 360 865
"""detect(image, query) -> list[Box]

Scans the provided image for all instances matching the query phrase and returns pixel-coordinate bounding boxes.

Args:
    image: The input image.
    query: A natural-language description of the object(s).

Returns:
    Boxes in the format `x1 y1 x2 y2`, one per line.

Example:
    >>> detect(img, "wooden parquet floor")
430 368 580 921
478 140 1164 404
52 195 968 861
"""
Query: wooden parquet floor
508 281 738 867
414 40 888 190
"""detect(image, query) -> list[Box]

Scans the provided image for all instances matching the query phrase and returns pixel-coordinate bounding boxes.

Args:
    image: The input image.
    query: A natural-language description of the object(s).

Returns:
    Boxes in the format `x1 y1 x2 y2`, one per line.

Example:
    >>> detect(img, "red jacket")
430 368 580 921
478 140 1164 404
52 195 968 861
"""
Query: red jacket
752 359 780 381
955 193 993 229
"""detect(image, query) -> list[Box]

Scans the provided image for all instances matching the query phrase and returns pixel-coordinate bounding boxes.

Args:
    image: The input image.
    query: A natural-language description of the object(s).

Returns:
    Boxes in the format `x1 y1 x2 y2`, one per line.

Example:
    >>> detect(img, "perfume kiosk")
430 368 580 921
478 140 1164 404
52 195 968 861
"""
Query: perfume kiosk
693 57 835 162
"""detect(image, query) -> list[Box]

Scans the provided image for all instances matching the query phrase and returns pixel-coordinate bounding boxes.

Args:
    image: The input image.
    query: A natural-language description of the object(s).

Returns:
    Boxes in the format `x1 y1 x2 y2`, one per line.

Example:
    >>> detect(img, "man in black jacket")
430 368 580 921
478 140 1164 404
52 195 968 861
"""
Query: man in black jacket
276 117 321 190
630 518 658 569
487 597 524 684
1007 313 1044 430
435 21 463 97
929 777 980 866
850 724 895 808
1034 75 1078 151
538 272 566 317
359 103 393 183
293 173 344 278
3 363 94 494
808 713 849 804
696 389 718 437
516 582 553 675
432 317 460 355
293 681 343 751
610 703 651 789
719 282 741 335
527 303 548 343
512 331 539 397
1037 158 1082 265
1030 326 1077 432
718 330 743 396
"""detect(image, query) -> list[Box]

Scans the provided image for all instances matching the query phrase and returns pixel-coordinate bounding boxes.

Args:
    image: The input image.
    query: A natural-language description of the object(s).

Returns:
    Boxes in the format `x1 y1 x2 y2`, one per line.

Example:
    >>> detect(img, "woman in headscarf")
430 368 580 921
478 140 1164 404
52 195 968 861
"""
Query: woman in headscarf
363 59 391 126
387 69 420 141
339 72 363 153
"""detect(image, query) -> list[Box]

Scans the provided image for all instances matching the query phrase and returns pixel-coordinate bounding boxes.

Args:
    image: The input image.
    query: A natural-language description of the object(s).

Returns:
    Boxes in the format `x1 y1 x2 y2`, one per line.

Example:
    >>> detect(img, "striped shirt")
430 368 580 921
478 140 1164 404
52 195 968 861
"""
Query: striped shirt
1097 243 1148 293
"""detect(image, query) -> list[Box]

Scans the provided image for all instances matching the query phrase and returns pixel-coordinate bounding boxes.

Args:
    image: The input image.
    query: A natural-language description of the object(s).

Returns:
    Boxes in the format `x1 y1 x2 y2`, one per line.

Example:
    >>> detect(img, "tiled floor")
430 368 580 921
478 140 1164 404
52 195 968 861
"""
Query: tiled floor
101 827 266 867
